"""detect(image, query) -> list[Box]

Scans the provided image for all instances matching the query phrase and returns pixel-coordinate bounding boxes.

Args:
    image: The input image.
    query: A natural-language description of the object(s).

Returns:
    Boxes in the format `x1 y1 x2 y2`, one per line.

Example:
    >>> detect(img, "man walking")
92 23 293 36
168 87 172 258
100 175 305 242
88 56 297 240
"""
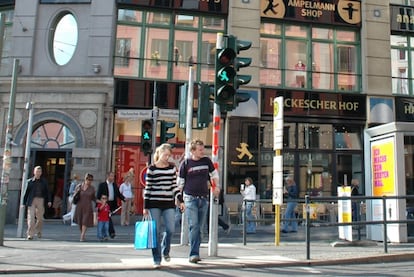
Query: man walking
23 166 52 240
177 139 220 263
97 172 125 238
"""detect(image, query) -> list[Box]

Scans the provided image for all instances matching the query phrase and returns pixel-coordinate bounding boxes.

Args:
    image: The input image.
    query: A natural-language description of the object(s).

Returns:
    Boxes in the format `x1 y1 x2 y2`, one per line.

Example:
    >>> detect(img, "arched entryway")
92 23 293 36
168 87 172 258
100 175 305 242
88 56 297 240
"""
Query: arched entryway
15 111 85 218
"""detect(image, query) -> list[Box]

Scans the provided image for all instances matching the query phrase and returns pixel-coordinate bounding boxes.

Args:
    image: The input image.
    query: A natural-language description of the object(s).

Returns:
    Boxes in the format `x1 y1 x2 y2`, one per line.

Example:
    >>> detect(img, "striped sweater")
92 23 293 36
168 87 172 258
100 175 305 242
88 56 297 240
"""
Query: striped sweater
144 164 179 210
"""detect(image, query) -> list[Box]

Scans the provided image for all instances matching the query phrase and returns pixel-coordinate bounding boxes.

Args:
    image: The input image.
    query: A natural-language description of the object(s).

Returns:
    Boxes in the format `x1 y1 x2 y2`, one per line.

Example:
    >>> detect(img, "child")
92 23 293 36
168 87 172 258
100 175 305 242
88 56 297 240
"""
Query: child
97 195 111 242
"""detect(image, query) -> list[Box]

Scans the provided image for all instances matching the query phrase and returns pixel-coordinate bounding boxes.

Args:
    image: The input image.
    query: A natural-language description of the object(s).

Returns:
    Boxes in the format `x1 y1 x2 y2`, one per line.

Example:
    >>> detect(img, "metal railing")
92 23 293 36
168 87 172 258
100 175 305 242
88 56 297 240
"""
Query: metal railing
240 195 414 260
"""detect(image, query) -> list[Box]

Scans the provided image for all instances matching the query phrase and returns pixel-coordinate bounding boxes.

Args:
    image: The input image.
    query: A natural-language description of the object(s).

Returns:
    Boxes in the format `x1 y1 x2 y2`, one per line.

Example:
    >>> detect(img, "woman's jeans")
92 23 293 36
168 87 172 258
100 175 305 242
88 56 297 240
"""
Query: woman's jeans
242 202 256 233
149 208 175 264
282 201 298 232
184 194 208 259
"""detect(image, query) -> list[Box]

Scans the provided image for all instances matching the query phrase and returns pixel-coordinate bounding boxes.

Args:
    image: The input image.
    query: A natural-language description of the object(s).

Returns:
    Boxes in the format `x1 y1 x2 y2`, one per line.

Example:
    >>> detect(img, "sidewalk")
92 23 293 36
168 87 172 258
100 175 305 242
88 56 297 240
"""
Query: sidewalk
1 219 414 273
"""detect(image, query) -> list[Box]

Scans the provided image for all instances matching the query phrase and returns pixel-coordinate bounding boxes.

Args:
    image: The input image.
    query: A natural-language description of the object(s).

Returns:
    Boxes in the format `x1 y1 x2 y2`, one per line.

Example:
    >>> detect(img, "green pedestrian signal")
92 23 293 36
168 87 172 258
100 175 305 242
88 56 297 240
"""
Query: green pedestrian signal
141 119 152 156
215 36 237 111
214 34 252 112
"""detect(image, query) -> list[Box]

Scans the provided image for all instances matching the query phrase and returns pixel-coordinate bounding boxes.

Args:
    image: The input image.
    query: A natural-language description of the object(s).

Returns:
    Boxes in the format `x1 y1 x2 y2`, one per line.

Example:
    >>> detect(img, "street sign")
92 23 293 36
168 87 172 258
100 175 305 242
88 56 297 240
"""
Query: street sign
140 166 148 186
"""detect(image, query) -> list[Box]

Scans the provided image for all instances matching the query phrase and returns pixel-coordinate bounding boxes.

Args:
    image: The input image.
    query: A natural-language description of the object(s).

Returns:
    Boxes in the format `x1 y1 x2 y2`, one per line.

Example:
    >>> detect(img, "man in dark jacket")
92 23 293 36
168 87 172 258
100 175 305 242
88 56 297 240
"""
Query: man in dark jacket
96 172 125 238
23 166 52 240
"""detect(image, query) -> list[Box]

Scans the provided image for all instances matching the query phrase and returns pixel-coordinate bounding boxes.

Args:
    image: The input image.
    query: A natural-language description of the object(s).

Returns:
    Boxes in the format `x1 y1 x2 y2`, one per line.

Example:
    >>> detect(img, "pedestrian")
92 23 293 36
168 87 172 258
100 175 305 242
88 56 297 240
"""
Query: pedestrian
264 184 272 199
52 175 64 218
119 174 134 226
351 178 360 221
96 194 111 242
96 172 125 238
240 177 256 234
23 166 52 240
177 139 220 264
68 173 79 226
144 143 183 269
73 173 96 241
281 175 299 233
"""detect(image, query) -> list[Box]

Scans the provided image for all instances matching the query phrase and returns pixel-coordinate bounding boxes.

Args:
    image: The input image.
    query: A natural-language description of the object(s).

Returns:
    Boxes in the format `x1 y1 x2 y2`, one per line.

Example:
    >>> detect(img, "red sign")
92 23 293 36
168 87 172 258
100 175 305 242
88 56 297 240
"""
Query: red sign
140 166 148 186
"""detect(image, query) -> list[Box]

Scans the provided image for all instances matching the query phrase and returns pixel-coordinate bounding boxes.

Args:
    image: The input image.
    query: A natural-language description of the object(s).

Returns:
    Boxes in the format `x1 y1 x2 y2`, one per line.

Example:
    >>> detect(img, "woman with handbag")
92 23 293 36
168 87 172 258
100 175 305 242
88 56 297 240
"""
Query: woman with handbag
143 143 184 269
73 173 96 241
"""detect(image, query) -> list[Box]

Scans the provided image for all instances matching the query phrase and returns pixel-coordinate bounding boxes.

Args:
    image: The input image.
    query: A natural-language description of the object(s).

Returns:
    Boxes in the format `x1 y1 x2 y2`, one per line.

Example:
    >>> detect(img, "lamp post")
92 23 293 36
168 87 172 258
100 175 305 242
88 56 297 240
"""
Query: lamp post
16 102 34 238
0 59 19 245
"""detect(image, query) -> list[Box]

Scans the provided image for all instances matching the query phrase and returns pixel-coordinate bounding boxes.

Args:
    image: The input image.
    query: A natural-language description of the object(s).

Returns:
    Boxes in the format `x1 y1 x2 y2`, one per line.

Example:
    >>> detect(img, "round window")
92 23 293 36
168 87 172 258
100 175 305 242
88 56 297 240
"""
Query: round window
51 13 78 66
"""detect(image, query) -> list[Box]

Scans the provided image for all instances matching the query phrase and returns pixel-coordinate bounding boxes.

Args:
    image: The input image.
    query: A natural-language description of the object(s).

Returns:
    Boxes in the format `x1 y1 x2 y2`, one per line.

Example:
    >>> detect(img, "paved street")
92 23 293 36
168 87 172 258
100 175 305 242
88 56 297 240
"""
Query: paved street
1 217 414 274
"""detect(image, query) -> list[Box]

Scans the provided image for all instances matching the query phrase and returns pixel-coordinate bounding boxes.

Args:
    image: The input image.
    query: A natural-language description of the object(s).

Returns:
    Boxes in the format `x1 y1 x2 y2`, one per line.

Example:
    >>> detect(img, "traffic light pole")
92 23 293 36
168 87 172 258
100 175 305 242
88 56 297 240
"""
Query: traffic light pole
208 103 220 257
180 61 194 246
151 81 158 164
208 33 224 257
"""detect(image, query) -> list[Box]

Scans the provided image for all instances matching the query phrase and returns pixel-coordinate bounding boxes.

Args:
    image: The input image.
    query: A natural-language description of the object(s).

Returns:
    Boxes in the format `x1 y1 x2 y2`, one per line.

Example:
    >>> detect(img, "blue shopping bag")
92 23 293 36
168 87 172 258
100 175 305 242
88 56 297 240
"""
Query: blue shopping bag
134 215 157 249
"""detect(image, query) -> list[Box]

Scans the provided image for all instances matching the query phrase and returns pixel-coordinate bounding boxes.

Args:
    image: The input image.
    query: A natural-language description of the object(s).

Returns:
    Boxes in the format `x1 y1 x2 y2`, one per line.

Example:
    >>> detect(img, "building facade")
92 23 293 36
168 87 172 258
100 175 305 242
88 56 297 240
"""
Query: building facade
1 0 413 225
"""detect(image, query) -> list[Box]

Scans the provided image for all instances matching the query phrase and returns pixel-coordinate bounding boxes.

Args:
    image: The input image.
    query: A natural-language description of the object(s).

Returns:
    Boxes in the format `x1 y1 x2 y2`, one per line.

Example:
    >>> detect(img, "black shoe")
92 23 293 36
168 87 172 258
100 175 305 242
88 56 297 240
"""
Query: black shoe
110 233 115 239
281 229 288 233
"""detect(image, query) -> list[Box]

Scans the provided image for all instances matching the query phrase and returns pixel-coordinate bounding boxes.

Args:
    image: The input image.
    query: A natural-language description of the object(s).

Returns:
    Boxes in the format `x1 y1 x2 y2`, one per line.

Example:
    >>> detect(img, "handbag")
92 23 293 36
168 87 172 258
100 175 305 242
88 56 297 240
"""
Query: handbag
134 214 157 250
72 187 80 204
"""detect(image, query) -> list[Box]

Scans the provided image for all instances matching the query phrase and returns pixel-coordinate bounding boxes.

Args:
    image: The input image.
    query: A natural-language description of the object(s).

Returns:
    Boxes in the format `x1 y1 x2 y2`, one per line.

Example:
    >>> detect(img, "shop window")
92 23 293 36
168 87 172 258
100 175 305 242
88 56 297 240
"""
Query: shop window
115 38 131 67
338 46 356 72
334 125 361 150
148 11 171 25
176 14 198 27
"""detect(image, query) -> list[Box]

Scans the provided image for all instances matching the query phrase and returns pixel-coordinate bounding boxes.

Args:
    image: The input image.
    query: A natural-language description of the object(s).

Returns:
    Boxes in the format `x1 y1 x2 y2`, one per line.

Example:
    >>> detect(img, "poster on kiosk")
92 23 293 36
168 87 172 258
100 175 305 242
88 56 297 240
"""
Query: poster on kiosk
370 136 399 242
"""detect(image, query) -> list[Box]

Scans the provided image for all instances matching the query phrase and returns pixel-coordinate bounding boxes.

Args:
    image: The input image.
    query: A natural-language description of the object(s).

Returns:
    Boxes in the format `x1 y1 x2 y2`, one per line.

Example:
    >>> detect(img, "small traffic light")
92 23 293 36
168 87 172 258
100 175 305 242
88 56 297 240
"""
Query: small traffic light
160 121 176 143
215 36 237 111
197 83 213 129
141 120 153 156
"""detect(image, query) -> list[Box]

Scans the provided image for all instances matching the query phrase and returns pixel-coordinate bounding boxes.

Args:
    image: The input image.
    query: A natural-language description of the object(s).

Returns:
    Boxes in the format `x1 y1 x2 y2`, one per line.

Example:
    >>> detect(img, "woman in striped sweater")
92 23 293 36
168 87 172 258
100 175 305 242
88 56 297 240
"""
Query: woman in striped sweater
143 143 184 269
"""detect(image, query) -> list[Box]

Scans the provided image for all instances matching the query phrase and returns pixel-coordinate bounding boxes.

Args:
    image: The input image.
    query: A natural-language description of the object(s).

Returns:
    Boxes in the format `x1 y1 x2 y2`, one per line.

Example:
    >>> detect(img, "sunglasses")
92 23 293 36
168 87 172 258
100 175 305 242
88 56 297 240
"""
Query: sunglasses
86 178 93 181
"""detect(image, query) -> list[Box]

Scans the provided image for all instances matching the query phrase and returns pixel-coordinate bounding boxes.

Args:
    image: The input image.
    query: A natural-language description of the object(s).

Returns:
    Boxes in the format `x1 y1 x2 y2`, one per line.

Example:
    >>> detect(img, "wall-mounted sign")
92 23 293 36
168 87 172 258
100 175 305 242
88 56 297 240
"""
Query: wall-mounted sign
390 4 414 34
262 89 366 120
260 0 361 27
395 97 414 122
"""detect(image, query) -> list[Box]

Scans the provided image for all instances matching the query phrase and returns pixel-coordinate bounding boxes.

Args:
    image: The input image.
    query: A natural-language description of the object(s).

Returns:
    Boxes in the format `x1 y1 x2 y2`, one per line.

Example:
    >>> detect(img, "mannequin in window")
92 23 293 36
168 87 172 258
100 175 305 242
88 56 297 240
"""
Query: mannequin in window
295 60 306 87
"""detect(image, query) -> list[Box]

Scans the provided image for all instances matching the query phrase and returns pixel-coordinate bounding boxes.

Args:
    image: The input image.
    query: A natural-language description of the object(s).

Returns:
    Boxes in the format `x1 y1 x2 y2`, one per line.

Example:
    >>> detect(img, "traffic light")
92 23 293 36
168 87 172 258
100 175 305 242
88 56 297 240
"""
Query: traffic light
197 83 213 129
215 35 252 112
231 37 252 91
160 120 176 143
141 120 153 156
215 35 237 111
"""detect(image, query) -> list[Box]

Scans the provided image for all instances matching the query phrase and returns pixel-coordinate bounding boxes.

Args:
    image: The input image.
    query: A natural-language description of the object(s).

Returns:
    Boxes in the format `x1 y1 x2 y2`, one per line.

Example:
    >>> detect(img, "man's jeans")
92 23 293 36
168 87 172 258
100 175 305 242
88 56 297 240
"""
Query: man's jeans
184 194 208 259
149 207 175 264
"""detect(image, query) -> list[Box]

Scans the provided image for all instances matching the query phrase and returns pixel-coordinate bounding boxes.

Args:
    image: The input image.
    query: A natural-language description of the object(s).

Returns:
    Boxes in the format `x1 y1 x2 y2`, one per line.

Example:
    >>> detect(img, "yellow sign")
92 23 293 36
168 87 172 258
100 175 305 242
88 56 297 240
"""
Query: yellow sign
371 138 396 196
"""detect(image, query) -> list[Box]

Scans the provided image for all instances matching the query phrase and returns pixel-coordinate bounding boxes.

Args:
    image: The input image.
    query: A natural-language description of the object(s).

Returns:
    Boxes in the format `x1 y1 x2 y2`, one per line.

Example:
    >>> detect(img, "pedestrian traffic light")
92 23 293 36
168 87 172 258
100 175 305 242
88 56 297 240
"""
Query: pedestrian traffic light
215 35 252 112
160 120 176 143
197 83 213 129
141 119 152 156
215 35 237 111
